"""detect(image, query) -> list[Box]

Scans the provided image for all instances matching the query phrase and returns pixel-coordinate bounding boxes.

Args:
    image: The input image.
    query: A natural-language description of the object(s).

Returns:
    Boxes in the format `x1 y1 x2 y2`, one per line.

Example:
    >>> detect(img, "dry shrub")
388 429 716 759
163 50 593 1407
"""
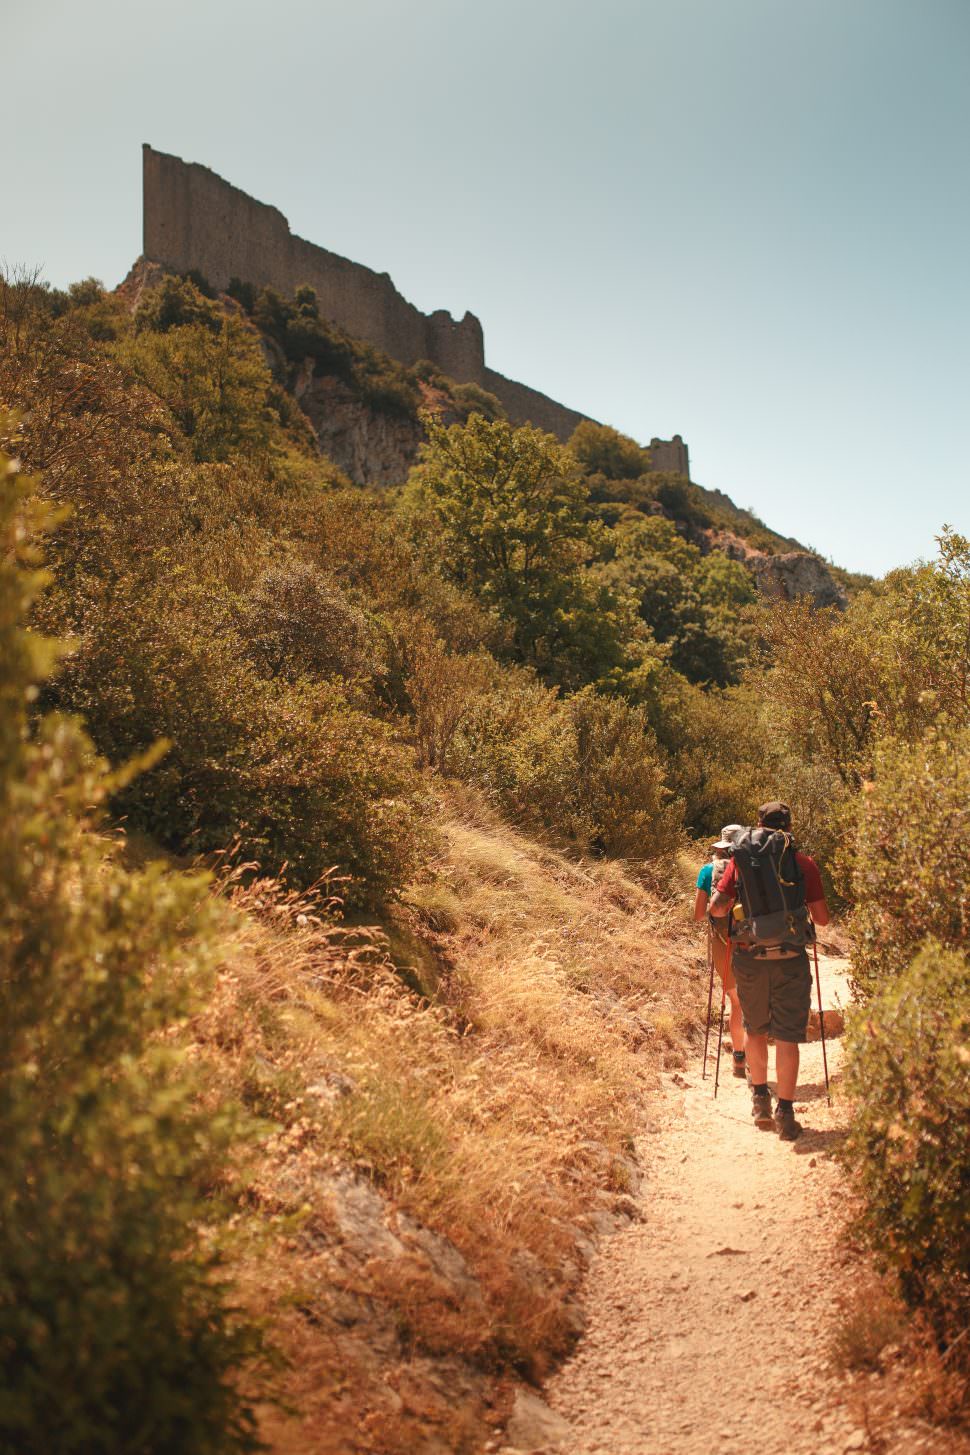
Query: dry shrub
188 796 699 1452
833 1270 970 1443
832 1272 909 1373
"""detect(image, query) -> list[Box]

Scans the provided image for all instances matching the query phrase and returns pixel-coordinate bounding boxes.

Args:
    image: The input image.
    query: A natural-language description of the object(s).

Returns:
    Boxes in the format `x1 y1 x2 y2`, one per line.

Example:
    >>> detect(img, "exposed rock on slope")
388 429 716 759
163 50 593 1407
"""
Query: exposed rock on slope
292 366 423 487
710 529 847 608
749 550 847 607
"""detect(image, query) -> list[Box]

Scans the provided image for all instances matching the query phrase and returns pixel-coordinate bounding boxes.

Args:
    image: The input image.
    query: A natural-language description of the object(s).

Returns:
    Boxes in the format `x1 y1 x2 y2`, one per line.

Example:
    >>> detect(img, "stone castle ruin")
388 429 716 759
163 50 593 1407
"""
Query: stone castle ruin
648 435 689 477
142 145 688 466
135 149 852 606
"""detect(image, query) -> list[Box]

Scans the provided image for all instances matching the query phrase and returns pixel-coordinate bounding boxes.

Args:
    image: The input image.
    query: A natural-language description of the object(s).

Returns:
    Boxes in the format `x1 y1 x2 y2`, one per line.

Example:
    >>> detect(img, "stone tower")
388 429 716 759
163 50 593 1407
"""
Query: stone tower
648 435 690 478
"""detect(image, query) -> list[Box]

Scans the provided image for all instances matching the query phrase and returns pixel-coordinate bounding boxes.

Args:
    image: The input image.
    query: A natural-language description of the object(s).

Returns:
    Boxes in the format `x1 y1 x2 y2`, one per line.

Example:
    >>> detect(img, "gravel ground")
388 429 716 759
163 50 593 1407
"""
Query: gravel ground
531 954 963 1455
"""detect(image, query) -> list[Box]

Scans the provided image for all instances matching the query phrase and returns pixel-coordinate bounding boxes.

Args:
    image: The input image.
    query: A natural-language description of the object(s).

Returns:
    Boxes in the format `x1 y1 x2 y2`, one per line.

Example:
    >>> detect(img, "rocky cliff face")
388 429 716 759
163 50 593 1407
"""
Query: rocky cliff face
292 366 424 487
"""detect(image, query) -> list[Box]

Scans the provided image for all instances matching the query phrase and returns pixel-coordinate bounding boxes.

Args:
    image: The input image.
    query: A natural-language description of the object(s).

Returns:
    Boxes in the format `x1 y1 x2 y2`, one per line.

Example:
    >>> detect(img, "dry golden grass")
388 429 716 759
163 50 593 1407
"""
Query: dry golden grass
187 792 702 1453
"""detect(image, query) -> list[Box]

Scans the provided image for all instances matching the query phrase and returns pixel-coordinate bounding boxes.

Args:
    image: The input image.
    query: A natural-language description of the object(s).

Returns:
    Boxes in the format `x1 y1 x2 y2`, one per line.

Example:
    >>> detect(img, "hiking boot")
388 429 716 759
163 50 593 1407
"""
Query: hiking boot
774 1103 802 1141
751 1089 774 1128
732 1051 747 1079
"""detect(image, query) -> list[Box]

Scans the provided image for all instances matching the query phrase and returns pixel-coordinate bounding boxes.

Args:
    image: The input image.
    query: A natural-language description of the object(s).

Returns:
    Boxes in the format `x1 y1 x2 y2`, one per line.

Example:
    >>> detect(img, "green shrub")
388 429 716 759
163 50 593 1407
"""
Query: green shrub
241 556 383 686
649 471 691 517
449 380 506 422
455 673 680 862
598 514 756 686
847 725 970 998
567 688 682 861
67 276 105 307
451 665 574 829
250 284 421 418
401 413 645 689
227 276 256 314
841 942 970 1319
58 578 430 904
395 615 496 773
121 317 278 463
134 274 222 335
0 441 263 1451
568 420 647 480
649 675 766 834
758 530 970 798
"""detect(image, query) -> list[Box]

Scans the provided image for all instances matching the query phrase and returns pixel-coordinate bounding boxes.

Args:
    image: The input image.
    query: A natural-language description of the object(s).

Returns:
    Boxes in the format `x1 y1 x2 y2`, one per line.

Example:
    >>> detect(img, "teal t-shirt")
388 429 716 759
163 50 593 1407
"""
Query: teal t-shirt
696 862 714 895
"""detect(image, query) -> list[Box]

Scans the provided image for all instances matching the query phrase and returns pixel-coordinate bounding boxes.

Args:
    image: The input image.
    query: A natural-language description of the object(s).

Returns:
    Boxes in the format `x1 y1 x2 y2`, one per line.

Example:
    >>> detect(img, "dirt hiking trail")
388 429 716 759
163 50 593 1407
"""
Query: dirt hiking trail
528 952 951 1455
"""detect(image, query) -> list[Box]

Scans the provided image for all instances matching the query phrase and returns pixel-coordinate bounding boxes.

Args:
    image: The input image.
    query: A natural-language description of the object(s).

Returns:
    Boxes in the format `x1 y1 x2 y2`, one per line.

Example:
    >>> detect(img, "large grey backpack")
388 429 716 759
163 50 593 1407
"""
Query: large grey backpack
728 827 814 949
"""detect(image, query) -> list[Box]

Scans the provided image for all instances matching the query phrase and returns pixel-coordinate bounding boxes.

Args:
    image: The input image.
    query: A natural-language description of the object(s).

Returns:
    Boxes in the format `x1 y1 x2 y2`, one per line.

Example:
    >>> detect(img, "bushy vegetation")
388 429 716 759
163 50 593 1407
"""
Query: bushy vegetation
0 440 263 1451
757 528 970 791
846 725 970 997
598 513 757 685
454 676 680 860
5 254 968 1437
402 412 656 693
842 943 970 1324
752 525 970 1369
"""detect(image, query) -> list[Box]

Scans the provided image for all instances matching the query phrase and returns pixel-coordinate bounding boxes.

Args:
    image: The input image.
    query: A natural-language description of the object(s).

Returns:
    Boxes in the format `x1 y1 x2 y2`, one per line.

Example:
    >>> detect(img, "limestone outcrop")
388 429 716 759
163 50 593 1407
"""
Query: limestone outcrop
710 530 847 608
748 551 847 608
292 367 425 487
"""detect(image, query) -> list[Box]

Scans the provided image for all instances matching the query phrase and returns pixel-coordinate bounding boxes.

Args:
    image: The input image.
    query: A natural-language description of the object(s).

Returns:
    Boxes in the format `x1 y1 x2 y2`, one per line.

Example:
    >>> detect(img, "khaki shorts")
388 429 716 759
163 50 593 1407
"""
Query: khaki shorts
731 948 812 1043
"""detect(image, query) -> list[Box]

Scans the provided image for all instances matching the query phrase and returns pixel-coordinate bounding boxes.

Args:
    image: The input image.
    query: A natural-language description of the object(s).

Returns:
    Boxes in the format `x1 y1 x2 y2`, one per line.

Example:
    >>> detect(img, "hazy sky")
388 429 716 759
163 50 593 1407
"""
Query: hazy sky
6 0 968 575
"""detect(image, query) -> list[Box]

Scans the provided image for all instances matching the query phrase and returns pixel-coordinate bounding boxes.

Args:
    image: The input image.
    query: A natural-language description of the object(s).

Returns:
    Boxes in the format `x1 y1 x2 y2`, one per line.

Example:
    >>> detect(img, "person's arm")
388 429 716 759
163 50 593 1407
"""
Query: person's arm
801 855 830 926
709 859 736 918
808 898 830 927
693 888 709 922
709 889 731 918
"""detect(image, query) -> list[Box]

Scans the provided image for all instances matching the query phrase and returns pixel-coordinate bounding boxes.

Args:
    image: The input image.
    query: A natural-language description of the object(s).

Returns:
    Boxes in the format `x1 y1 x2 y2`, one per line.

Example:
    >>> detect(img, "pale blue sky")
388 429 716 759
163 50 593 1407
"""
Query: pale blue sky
6 0 968 575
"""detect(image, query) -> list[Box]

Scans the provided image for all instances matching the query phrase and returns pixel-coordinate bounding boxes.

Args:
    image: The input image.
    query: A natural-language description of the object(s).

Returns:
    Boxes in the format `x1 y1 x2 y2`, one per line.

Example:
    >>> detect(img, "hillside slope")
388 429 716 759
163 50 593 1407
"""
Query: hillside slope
116 259 849 607
190 793 701 1453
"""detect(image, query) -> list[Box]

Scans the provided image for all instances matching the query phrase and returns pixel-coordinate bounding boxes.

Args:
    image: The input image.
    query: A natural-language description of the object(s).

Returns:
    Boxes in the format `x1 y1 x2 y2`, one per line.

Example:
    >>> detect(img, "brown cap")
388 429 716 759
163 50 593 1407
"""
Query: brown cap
758 801 792 829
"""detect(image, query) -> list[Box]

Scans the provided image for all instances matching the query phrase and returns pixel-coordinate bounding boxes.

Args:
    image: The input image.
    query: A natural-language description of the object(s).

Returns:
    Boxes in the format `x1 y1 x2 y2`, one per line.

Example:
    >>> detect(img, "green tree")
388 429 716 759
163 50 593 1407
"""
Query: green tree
134 274 223 335
601 515 755 685
758 529 970 794
0 438 263 1451
122 317 277 463
846 724 970 997
568 420 647 480
403 413 633 687
842 942 970 1322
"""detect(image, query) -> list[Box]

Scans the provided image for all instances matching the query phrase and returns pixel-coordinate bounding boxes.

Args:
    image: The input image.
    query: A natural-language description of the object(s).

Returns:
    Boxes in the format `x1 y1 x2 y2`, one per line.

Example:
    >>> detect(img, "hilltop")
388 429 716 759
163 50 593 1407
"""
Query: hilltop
118 256 851 610
133 146 855 606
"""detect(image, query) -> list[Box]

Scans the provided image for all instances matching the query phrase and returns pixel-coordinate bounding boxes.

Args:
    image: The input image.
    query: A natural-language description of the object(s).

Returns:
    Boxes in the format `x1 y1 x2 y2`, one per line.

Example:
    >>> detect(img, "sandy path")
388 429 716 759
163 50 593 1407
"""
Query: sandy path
545 952 865 1455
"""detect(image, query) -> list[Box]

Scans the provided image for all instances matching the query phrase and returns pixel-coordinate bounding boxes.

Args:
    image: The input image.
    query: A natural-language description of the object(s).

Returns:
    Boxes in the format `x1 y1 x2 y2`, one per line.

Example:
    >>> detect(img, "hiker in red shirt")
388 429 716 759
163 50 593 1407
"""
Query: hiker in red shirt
710 801 829 1141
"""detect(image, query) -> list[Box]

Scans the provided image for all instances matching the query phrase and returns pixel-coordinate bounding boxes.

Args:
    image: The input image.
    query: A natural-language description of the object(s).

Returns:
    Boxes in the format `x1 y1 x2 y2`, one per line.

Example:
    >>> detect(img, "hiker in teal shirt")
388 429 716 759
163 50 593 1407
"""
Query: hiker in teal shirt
694 826 746 1077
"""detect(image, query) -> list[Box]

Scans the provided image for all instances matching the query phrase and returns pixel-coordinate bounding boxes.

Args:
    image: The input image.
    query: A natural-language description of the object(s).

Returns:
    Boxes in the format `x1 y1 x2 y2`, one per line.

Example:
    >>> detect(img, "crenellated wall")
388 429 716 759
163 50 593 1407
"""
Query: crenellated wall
142 145 486 386
141 145 604 442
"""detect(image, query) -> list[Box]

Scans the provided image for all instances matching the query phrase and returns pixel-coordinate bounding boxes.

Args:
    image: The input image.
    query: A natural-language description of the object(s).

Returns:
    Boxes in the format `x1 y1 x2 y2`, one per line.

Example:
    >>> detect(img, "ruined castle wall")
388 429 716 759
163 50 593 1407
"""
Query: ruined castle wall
142 145 485 384
142 146 603 441
482 368 587 440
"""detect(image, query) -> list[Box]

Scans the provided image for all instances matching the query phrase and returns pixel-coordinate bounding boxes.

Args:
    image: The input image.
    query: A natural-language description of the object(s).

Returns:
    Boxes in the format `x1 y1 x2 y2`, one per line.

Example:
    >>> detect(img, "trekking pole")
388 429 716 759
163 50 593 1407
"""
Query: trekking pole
812 939 832 1106
713 977 726 1099
702 924 716 1079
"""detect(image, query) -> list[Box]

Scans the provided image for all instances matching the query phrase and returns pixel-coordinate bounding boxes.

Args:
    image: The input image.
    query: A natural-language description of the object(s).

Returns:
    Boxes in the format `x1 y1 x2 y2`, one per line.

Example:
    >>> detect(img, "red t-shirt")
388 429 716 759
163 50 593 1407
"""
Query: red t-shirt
716 851 824 905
